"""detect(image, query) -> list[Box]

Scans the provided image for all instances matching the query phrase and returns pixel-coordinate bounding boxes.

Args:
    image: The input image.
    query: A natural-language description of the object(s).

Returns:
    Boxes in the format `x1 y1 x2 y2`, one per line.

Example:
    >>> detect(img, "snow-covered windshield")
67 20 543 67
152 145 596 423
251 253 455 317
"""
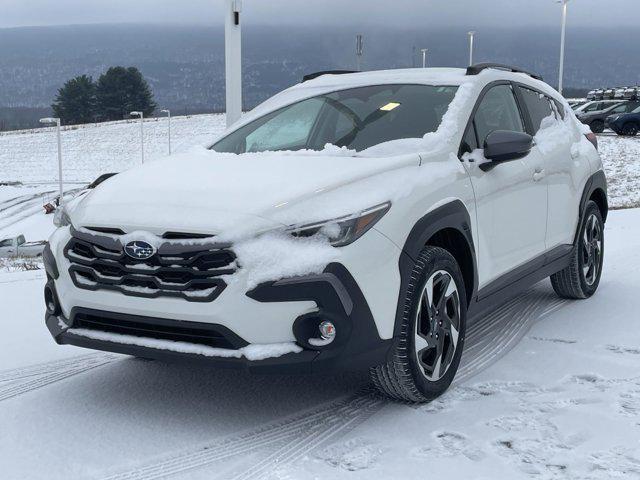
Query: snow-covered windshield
211 84 458 153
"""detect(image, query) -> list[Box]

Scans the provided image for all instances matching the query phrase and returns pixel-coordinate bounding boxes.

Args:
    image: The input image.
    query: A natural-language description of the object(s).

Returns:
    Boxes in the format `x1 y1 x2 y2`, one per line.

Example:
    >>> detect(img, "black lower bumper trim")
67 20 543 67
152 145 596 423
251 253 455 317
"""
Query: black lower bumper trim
247 263 393 372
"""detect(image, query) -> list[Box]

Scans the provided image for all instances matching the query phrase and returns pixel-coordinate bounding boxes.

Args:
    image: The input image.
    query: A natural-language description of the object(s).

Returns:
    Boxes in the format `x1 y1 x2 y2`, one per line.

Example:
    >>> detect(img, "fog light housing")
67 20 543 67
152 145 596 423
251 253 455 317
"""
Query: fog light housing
44 281 61 316
319 321 336 341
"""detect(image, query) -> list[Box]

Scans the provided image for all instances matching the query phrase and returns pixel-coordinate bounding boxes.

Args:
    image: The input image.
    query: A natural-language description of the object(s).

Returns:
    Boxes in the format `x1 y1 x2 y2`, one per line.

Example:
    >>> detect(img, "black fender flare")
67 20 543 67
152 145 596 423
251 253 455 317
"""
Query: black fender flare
574 170 608 244
392 200 477 339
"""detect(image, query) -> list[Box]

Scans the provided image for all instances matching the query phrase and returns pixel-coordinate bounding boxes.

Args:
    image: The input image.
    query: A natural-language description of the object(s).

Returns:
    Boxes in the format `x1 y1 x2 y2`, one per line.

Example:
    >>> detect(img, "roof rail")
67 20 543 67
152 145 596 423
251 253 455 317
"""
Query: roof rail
302 70 359 83
466 63 543 81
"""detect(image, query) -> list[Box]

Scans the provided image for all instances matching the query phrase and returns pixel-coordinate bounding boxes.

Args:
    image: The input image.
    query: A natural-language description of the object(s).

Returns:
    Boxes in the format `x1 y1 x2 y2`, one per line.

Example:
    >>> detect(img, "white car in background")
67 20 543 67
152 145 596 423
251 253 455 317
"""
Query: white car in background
0 235 46 258
43 64 607 402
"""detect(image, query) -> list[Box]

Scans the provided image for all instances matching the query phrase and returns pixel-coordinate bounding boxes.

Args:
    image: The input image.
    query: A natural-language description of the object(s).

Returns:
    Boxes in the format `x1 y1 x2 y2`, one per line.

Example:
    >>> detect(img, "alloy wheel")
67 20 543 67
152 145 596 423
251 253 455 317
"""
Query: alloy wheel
414 270 461 381
581 213 602 286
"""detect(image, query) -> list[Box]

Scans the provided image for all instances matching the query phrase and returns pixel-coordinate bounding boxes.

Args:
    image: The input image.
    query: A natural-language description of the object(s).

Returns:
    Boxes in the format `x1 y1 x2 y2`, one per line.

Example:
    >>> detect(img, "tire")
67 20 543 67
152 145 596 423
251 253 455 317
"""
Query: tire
590 120 605 134
550 201 604 299
622 123 639 136
370 246 467 403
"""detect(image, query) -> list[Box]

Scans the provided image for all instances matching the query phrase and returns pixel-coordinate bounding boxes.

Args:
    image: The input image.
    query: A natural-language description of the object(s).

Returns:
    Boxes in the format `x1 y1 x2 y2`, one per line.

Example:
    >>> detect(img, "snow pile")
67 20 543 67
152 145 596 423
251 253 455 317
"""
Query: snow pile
534 114 575 155
68 328 302 361
233 231 340 289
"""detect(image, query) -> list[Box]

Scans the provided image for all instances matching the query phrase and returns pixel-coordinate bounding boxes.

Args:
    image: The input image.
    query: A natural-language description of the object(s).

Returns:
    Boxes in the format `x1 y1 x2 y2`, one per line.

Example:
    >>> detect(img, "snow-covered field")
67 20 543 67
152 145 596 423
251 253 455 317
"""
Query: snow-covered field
1 208 639 479
1 118 640 479
0 114 227 184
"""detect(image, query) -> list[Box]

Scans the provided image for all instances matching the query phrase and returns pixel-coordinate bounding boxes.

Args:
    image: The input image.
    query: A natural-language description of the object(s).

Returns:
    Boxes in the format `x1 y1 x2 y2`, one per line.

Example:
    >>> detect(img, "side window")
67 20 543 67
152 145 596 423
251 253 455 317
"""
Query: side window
0 239 12 248
518 87 554 134
474 85 525 145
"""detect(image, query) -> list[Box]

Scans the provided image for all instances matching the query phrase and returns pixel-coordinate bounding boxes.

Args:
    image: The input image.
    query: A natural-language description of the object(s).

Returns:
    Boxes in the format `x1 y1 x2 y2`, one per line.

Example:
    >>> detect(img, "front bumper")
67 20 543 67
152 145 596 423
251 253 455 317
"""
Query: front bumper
45 262 394 374
44 219 402 374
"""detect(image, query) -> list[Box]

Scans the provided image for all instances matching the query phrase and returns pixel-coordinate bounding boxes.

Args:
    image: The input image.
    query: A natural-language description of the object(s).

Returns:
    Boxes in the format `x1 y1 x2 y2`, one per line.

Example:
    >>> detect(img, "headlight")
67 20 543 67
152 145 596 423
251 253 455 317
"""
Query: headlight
288 202 391 247
53 206 72 227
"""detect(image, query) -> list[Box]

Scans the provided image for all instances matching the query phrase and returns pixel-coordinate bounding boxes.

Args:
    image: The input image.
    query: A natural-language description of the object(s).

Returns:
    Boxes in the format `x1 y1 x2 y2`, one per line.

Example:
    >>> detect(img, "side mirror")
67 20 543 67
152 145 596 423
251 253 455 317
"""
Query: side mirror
482 130 533 170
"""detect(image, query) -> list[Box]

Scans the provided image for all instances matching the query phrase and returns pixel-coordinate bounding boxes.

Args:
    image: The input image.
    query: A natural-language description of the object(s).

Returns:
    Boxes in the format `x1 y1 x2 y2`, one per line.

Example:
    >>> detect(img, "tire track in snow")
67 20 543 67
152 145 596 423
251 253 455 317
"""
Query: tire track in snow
96 285 568 480
99 387 385 480
456 287 568 383
0 191 55 214
0 353 118 402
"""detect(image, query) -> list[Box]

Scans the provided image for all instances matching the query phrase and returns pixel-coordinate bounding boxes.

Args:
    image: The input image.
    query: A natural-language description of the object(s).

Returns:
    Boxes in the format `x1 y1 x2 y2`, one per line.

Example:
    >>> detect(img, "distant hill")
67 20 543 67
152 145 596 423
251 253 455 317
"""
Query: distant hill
1 23 638 129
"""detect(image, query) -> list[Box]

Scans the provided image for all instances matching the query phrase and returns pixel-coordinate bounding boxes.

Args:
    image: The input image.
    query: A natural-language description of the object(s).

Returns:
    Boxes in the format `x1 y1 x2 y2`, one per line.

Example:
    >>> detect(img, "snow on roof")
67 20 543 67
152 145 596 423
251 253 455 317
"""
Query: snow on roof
298 67 470 89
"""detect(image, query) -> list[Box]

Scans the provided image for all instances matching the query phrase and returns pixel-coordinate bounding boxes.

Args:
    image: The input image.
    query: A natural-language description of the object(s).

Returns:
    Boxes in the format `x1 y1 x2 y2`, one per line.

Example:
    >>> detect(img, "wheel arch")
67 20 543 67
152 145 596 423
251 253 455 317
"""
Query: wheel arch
393 200 477 339
575 170 608 244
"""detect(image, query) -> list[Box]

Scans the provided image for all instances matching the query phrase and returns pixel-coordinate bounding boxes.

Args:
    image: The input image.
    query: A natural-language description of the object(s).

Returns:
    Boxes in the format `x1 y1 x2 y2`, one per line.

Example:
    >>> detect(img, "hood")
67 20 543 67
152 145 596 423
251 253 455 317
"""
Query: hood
71 148 418 237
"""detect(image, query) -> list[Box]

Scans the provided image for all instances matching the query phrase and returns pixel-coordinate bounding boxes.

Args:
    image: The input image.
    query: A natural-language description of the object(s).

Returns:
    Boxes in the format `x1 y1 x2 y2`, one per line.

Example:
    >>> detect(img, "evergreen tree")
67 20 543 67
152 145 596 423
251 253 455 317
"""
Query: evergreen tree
51 75 97 125
95 67 157 121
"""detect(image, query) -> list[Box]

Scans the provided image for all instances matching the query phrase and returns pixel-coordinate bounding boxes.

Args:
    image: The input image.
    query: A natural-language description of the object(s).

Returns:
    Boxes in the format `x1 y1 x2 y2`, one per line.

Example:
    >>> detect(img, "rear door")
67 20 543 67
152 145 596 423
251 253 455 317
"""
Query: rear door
462 83 548 288
517 85 592 249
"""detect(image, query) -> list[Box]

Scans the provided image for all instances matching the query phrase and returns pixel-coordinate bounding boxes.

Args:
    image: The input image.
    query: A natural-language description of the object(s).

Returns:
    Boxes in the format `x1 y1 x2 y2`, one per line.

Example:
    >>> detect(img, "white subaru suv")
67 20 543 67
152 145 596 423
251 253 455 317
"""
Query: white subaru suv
43 64 607 402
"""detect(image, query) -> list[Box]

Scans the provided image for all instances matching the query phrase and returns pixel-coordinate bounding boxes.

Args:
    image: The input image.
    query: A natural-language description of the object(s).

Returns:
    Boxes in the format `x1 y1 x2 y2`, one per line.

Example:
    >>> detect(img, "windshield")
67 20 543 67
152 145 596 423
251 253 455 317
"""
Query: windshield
211 84 458 153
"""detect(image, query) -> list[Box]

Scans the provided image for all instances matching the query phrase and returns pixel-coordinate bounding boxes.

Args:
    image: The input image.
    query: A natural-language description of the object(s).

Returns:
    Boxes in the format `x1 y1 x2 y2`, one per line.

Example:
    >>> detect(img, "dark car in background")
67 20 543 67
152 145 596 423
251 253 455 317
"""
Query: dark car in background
607 105 640 136
576 101 640 133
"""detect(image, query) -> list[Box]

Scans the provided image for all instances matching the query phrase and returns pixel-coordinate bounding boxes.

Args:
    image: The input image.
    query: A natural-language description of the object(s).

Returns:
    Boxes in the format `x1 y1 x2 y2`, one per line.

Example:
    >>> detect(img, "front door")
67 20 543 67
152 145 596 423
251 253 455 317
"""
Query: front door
462 83 548 289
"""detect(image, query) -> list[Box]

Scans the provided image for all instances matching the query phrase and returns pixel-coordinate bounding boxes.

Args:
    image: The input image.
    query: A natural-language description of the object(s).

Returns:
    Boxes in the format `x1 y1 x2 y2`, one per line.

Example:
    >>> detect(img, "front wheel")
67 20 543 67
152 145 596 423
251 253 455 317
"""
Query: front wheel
370 246 466 403
590 120 605 134
550 200 604 299
622 123 639 136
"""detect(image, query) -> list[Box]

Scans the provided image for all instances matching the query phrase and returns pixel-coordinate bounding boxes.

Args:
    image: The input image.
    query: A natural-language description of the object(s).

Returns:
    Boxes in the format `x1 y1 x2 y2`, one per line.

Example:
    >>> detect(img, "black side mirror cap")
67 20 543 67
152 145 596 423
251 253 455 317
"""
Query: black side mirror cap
483 130 534 166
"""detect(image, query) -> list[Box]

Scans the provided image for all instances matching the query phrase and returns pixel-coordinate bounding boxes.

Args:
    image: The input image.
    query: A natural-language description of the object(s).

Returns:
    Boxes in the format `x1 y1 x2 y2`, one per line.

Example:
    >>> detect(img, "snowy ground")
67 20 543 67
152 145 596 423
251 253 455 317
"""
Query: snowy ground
0 114 227 184
0 207 639 479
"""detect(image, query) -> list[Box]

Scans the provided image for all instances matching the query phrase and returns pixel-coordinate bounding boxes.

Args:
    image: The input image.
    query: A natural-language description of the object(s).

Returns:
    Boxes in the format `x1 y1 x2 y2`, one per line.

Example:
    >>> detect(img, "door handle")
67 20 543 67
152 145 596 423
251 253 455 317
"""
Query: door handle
533 169 546 182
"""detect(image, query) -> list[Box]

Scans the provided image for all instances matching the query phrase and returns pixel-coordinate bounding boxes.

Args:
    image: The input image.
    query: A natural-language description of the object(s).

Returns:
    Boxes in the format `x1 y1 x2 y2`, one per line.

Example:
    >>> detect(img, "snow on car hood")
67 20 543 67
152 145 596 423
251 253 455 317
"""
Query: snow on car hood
71 146 419 238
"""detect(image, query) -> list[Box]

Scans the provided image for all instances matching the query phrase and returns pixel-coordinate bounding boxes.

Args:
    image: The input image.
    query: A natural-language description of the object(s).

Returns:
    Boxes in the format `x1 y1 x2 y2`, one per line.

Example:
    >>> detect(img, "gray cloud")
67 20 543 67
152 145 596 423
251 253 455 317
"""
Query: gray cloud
0 0 633 29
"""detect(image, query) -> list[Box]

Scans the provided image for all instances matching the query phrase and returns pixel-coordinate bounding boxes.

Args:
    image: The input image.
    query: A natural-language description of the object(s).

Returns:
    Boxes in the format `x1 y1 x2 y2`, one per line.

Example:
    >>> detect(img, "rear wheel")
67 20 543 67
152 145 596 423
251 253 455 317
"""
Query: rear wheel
370 246 466 403
550 201 604 299
622 122 639 136
590 120 605 134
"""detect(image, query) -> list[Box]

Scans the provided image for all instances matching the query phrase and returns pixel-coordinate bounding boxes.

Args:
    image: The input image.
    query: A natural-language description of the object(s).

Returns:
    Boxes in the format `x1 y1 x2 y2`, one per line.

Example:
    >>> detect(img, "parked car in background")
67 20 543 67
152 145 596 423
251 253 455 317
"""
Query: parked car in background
607 105 640 136
575 100 622 115
569 100 588 110
576 101 640 133
623 87 639 100
0 235 46 258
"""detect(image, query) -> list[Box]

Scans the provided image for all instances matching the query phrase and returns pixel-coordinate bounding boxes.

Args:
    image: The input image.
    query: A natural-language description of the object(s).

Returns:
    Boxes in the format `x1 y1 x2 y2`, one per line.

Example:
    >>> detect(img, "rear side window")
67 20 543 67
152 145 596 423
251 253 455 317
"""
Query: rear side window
518 87 554 134
473 85 525 144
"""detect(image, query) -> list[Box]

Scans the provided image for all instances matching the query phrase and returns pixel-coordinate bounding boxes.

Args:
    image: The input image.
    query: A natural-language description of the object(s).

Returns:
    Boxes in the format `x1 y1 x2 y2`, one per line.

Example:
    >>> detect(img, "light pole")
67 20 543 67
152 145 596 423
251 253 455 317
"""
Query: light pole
421 48 428 68
130 111 144 164
225 0 243 127
356 34 364 71
39 117 64 205
468 31 476 66
557 0 570 95
161 109 171 155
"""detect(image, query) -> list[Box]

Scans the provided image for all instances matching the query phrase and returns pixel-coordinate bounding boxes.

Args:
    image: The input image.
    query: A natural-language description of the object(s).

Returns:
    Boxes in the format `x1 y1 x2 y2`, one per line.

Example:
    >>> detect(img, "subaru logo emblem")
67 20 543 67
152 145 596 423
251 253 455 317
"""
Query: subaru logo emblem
124 241 156 260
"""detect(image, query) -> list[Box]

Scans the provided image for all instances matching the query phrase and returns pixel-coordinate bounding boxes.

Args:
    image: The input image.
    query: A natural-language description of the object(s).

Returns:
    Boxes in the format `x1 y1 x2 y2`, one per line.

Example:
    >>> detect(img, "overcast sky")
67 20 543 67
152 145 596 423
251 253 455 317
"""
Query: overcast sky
0 0 634 29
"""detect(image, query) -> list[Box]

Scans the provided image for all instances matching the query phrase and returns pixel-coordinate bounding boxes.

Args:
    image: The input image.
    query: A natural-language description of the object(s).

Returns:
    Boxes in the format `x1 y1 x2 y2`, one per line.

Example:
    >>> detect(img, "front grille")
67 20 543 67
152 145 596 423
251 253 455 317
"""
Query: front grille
64 227 236 302
72 310 247 349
